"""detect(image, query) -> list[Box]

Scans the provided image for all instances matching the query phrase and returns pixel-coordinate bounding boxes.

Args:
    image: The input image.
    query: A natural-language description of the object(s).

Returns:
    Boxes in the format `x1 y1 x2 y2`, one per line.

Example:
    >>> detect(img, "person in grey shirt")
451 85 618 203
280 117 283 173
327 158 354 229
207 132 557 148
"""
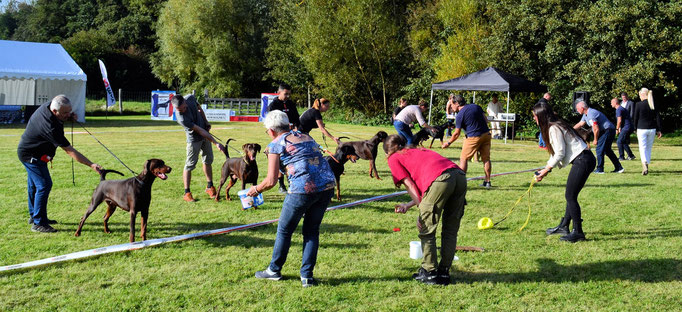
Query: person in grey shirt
172 94 225 202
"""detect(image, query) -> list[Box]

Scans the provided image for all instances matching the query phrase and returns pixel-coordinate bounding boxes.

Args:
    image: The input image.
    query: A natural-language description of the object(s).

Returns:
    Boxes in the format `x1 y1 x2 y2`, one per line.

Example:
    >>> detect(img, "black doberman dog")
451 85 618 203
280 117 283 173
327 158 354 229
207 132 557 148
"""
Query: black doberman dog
325 145 359 201
414 124 448 148
337 131 388 180
216 139 261 201
75 159 172 242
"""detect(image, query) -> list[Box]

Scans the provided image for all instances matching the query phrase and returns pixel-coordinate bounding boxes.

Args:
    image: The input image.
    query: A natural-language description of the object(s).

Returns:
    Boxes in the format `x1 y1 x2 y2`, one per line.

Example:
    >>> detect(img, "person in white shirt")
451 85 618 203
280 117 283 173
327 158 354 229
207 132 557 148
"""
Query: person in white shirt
486 95 503 139
393 100 434 145
533 101 596 243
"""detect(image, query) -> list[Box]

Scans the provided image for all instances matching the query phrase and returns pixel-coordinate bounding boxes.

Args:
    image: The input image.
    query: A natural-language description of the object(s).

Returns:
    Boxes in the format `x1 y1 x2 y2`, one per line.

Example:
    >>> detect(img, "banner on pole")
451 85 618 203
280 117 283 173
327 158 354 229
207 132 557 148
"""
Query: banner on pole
97 59 116 107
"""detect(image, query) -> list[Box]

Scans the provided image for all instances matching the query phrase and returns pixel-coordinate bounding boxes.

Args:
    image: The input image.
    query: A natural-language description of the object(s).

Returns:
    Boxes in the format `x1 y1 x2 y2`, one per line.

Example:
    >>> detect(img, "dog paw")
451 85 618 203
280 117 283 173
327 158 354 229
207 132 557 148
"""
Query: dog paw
74 232 80 237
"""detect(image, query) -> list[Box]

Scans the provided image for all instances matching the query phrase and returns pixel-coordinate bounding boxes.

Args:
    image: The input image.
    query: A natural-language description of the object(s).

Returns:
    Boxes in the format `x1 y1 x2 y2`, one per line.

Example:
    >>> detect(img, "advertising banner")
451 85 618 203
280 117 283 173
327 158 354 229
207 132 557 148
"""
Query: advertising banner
151 91 176 121
260 93 278 121
97 59 116 107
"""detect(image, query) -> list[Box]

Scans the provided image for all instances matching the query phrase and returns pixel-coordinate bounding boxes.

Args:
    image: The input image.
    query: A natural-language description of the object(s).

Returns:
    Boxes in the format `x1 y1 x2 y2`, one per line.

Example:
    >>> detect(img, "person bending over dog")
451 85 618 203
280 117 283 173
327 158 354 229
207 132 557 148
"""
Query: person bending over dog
533 102 596 243
172 94 225 202
573 100 623 174
299 98 340 144
17 95 103 233
385 134 467 285
393 99 434 146
248 110 336 288
441 95 493 189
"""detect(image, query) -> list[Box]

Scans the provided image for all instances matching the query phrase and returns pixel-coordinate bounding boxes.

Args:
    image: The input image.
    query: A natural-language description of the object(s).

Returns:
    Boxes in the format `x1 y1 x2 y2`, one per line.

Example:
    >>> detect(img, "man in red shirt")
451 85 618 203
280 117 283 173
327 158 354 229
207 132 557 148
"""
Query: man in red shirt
385 134 467 286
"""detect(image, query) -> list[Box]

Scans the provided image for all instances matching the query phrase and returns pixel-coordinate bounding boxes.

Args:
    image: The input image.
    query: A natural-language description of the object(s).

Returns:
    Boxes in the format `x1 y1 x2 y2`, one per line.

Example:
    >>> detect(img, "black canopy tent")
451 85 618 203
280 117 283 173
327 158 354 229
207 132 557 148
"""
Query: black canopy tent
428 67 548 143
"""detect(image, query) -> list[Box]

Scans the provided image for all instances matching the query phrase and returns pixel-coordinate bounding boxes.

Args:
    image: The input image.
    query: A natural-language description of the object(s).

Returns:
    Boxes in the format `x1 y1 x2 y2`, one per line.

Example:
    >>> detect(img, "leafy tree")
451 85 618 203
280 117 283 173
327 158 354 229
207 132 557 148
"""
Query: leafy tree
152 0 272 96
295 0 410 115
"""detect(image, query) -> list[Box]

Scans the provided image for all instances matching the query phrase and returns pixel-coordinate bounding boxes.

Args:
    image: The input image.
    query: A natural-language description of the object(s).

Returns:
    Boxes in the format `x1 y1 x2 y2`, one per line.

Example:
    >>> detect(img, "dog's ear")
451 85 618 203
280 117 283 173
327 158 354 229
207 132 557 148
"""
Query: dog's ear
142 159 151 175
242 143 248 151
254 144 261 154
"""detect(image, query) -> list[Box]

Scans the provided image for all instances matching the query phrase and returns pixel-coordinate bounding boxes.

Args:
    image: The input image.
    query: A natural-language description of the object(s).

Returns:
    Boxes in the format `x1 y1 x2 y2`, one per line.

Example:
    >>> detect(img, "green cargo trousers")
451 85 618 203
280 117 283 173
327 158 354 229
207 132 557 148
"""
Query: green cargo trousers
418 168 467 272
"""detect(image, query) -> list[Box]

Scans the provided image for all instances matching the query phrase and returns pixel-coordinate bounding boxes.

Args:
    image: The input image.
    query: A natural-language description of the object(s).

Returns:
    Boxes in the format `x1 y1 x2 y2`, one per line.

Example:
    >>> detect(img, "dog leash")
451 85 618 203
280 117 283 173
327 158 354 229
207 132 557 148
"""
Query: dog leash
494 176 536 232
76 121 139 177
324 126 366 140
209 133 243 156
71 121 75 186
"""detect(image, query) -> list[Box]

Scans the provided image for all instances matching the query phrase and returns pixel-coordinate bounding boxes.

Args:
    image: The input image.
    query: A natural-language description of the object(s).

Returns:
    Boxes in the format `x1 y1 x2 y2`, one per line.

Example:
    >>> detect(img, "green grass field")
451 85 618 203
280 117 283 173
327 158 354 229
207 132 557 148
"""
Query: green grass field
1 116 681 311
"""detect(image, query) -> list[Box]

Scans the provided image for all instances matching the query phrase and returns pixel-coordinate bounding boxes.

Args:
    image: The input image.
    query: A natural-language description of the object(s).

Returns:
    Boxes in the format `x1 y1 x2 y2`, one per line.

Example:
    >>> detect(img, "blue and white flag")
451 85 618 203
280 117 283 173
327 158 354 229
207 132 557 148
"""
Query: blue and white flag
98 59 116 107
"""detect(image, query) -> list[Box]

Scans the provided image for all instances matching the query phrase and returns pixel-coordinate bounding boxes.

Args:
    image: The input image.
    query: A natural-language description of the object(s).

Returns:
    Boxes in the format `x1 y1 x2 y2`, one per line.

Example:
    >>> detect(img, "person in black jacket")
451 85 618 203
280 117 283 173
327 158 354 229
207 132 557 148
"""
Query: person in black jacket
17 95 102 233
267 84 300 130
632 88 662 175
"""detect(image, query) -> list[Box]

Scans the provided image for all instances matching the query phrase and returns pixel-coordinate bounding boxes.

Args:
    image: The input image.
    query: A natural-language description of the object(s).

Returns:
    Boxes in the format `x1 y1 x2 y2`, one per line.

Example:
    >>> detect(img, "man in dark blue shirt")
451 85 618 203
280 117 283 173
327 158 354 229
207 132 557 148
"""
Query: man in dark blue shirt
442 95 493 188
573 101 623 173
17 95 102 233
611 98 635 160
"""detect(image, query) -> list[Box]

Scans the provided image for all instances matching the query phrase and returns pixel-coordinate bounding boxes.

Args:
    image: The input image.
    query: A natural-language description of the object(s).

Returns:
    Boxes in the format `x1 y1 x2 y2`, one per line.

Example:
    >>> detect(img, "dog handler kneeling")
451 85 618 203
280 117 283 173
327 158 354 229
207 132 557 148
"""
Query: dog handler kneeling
385 134 467 285
248 110 336 288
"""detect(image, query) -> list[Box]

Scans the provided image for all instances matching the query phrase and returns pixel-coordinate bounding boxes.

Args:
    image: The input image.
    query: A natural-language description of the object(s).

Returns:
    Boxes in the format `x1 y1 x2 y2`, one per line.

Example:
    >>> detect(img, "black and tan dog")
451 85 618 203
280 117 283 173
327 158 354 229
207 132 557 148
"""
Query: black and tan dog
216 139 261 201
74 159 172 242
325 145 359 201
337 130 388 180
414 124 448 148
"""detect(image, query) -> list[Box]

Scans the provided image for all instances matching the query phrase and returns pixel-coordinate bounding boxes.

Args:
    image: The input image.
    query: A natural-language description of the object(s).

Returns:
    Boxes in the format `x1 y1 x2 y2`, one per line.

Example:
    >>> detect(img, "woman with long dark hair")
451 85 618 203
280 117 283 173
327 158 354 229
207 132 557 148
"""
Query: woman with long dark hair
533 102 595 242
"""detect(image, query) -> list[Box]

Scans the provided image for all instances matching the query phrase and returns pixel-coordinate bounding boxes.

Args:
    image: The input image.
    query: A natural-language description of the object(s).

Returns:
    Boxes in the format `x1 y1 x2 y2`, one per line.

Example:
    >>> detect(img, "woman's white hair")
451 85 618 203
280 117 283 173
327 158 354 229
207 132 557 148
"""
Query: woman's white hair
639 88 654 110
263 110 290 132
50 95 71 111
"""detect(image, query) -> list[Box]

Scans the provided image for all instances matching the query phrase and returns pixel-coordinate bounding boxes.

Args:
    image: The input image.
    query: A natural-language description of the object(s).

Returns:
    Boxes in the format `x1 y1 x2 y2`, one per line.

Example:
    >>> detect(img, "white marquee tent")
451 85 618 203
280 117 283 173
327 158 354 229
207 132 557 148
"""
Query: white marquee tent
0 40 87 122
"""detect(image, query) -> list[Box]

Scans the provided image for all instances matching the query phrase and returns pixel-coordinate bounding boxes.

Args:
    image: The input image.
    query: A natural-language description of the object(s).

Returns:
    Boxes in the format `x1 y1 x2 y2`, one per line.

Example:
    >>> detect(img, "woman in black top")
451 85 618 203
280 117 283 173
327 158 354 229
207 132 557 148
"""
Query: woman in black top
632 88 662 175
298 98 340 144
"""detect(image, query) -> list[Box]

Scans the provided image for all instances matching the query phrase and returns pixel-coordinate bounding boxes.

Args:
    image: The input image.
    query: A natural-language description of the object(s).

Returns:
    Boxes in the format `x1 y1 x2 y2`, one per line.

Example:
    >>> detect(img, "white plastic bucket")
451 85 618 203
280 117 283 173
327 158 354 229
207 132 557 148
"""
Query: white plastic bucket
237 190 264 210
409 241 422 259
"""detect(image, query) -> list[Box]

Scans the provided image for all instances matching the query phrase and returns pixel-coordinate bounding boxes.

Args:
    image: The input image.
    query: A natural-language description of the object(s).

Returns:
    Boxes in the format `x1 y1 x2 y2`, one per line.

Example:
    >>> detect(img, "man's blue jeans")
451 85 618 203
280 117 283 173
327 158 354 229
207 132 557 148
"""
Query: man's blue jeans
268 189 333 278
595 128 622 172
22 161 53 226
393 120 414 145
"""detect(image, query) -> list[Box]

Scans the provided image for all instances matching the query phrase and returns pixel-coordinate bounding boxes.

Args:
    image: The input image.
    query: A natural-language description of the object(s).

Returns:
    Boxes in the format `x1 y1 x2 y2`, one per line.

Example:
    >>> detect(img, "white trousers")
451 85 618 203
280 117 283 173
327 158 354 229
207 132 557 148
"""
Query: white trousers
636 128 656 164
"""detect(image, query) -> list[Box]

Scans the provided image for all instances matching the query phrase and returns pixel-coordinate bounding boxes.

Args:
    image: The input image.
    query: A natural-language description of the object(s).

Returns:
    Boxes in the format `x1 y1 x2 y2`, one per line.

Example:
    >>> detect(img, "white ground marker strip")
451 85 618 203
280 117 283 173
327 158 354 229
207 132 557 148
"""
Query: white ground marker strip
1 167 542 272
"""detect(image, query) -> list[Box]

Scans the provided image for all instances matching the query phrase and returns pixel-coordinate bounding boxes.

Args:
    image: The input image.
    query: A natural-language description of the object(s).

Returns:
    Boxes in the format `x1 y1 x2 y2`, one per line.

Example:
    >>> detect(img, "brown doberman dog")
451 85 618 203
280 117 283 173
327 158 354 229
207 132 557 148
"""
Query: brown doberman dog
325 145 359 201
337 131 388 180
74 159 172 242
216 140 261 201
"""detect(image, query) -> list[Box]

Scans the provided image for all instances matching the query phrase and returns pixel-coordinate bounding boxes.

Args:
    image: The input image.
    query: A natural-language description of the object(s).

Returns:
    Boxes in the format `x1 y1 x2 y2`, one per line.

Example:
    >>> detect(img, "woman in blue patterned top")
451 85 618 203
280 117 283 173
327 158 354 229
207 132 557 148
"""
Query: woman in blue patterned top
248 110 336 287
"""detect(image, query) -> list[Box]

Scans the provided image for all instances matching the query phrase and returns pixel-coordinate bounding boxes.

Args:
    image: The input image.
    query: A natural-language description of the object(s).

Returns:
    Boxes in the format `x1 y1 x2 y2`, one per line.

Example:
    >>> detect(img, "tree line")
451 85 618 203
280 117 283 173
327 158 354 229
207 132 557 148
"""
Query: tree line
2 0 681 130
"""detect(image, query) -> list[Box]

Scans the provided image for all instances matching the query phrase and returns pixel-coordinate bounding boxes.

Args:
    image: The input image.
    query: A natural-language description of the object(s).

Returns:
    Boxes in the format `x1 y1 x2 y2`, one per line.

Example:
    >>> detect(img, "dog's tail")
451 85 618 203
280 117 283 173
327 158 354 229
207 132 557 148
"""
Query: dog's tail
223 138 235 158
99 169 124 181
337 136 350 141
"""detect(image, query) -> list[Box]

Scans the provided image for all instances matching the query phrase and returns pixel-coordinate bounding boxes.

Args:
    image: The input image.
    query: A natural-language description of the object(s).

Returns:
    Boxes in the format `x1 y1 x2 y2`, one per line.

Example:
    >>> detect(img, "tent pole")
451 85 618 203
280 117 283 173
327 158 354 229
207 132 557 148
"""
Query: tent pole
473 91 476 104
428 88 434 125
504 91 509 144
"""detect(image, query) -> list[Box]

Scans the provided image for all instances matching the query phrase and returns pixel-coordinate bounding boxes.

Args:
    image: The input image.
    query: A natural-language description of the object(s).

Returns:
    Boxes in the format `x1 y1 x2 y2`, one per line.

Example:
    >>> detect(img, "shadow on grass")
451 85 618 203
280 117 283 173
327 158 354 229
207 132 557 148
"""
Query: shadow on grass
455 258 682 284
596 227 682 240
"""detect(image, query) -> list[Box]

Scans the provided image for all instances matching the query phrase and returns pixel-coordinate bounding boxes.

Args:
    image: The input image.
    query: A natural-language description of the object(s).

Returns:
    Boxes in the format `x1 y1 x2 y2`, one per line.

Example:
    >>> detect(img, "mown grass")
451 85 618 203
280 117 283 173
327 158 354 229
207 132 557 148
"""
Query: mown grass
1 116 681 311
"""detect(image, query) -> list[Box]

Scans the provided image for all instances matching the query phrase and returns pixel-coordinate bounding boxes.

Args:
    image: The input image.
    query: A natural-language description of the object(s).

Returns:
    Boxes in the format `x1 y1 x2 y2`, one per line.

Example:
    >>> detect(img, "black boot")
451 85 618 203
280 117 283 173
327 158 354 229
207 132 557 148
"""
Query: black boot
546 217 569 235
560 220 585 243
278 176 287 193
560 229 586 243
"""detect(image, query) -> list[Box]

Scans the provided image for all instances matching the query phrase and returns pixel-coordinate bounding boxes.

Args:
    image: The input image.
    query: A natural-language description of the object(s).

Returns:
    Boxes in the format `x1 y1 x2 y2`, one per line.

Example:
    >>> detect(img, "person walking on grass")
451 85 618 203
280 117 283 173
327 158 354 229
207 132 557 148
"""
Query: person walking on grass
533 102 595 243
441 95 493 189
17 95 102 233
298 98 340 144
248 110 336 288
172 94 225 202
386 134 467 285
632 88 663 175
573 100 623 174
610 98 636 161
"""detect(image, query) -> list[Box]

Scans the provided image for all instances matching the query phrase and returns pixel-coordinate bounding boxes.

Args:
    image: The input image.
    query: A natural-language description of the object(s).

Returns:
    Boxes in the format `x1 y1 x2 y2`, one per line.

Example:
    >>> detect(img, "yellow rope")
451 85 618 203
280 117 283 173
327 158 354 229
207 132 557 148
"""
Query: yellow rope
494 177 536 232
